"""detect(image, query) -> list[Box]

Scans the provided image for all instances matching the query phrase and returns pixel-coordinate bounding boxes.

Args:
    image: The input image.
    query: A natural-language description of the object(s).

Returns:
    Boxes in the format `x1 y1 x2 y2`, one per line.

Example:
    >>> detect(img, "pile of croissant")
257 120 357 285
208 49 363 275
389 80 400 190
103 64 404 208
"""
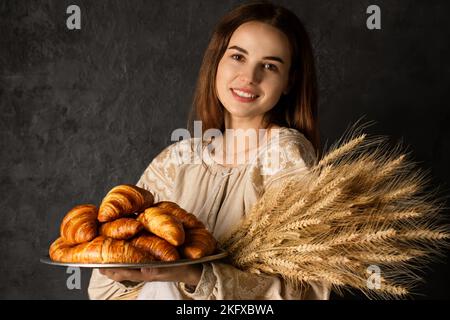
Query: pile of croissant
49 184 217 264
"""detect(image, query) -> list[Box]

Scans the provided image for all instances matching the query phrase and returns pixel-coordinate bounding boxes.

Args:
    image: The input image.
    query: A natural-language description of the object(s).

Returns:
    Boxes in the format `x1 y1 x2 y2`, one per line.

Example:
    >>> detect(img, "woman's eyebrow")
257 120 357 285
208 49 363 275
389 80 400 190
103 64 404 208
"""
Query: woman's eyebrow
228 45 285 64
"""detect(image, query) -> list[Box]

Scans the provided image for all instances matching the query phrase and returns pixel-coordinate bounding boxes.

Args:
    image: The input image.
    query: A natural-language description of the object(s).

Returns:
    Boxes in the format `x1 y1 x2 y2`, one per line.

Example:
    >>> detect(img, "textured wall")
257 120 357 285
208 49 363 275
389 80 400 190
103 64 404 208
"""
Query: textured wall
1 0 449 299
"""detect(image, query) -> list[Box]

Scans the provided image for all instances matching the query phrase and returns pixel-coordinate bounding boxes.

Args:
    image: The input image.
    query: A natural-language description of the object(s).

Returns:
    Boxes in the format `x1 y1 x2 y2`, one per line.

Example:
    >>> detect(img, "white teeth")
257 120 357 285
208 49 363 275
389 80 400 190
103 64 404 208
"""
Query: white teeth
233 89 257 99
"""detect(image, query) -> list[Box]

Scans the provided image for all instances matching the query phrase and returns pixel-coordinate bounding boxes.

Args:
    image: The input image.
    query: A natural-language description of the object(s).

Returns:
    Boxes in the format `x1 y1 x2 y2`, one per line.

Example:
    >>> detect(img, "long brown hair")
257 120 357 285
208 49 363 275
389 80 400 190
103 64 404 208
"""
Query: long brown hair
188 1 320 153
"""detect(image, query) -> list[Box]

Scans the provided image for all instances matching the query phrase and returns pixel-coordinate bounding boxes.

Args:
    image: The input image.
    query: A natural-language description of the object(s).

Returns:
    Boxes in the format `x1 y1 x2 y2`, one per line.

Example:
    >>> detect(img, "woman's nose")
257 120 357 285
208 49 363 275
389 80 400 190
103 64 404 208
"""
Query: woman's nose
238 64 261 84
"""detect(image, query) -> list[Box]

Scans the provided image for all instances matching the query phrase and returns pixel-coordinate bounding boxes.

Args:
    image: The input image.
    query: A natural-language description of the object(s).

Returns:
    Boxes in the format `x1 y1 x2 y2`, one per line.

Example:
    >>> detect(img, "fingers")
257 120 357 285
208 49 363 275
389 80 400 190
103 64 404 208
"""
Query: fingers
140 267 164 280
98 266 192 283
99 268 144 282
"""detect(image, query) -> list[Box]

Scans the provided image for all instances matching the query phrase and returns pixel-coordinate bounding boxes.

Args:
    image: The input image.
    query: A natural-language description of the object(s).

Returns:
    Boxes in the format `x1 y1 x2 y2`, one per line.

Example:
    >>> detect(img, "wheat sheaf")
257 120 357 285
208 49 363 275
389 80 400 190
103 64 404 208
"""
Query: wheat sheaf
221 124 450 299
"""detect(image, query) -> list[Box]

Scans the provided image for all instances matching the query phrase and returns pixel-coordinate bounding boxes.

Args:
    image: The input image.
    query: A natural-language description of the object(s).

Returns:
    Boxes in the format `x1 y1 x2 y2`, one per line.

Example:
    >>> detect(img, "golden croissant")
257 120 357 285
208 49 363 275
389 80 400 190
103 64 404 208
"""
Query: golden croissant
99 218 144 240
60 204 98 244
137 207 185 246
98 184 155 222
156 201 205 229
181 228 217 259
130 234 180 261
49 236 154 263
49 237 76 262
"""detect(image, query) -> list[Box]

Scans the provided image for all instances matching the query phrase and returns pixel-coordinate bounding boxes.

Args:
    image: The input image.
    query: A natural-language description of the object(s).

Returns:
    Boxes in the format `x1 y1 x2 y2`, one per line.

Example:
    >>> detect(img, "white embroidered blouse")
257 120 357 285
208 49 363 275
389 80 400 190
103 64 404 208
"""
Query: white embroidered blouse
87 127 331 300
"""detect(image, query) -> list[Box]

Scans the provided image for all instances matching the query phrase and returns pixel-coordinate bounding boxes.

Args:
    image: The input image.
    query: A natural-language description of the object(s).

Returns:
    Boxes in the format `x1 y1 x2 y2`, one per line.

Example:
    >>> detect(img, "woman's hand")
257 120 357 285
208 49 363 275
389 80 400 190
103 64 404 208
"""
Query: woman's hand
99 264 203 286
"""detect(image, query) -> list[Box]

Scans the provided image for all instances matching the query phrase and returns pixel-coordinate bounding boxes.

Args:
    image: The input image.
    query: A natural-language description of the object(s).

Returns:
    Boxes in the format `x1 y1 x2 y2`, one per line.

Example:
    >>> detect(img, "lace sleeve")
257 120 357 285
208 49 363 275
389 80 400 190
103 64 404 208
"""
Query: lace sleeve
251 130 318 194
136 143 180 202
179 262 330 300
88 269 144 300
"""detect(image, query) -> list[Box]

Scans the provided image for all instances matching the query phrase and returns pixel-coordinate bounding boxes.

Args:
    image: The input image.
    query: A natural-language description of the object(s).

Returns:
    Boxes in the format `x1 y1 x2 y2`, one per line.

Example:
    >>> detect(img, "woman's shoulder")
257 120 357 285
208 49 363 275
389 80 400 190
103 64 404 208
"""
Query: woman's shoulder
153 137 203 166
262 126 317 169
138 137 202 189
249 126 317 193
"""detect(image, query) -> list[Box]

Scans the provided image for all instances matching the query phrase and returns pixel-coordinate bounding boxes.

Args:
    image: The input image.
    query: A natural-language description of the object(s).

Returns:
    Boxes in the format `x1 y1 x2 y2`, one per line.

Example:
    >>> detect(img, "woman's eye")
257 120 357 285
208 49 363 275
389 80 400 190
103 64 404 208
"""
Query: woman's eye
231 54 243 61
263 63 278 72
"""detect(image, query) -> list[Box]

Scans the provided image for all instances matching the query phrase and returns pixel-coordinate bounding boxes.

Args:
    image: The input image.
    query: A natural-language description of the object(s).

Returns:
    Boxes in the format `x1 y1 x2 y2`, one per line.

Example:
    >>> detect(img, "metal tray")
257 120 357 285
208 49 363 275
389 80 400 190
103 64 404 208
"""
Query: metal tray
40 250 228 269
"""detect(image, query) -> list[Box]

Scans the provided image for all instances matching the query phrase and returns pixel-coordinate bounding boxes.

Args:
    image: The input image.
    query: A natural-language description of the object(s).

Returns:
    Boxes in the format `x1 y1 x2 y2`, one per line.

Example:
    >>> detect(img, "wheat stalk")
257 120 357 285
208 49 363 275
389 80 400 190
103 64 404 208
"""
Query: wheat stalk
317 134 366 169
221 127 450 299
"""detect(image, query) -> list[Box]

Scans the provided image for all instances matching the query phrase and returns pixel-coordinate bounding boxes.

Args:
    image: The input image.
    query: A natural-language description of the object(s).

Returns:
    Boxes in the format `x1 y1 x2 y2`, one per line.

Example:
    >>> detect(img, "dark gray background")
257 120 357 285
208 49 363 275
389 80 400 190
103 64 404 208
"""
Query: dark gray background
1 0 449 299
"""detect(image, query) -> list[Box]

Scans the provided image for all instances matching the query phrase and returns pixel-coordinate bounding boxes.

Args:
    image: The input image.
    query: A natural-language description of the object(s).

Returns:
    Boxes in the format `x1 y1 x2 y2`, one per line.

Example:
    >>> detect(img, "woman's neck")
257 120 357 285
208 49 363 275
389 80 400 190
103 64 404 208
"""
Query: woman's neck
209 113 281 167
224 113 265 131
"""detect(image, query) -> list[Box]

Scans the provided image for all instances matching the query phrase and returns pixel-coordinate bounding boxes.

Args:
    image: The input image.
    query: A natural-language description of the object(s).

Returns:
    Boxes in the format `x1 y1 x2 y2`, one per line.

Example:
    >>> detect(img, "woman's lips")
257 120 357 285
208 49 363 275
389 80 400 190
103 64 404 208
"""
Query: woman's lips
230 88 259 103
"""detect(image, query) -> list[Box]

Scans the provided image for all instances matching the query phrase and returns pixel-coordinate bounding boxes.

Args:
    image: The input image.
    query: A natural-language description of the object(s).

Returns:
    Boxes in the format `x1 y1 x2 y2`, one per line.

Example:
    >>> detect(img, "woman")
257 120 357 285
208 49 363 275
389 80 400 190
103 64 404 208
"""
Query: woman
88 1 330 300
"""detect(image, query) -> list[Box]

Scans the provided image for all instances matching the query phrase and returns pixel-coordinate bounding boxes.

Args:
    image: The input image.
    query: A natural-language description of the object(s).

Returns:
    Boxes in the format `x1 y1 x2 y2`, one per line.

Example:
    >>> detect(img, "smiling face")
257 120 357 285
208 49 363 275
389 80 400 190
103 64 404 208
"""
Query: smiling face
215 21 292 129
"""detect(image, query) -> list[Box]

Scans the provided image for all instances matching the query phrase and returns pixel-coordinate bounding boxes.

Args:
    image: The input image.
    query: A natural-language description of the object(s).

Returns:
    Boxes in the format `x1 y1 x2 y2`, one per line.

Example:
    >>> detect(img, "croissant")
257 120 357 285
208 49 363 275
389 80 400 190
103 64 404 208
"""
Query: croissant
49 236 154 263
99 218 144 240
155 201 205 229
137 207 185 246
49 237 76 262
130 234 180 261
181 228 217 259
60 204 98 244
155 201 179 210
98 184 155 222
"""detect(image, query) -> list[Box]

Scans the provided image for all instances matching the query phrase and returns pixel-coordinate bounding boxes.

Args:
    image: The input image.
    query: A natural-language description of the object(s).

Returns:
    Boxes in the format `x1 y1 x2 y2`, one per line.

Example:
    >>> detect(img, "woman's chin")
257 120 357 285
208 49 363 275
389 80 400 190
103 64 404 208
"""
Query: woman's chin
225 111 259 121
